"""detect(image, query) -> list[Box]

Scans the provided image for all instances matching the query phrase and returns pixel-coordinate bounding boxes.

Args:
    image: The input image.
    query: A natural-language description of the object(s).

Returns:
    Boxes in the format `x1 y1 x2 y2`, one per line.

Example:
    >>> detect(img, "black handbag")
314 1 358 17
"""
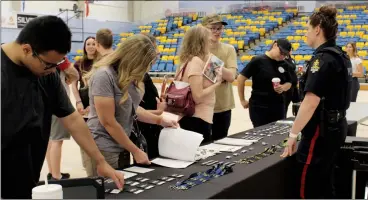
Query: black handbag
130 103 148 154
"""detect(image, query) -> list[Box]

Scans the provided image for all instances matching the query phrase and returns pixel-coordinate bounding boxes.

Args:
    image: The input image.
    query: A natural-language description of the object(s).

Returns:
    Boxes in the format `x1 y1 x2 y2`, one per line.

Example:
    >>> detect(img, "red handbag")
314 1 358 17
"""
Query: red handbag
161 62 195 116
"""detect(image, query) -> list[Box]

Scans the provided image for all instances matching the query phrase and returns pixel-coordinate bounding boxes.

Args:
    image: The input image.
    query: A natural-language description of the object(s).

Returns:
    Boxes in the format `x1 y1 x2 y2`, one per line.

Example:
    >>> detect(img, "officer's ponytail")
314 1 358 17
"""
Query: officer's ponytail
310 5 338 41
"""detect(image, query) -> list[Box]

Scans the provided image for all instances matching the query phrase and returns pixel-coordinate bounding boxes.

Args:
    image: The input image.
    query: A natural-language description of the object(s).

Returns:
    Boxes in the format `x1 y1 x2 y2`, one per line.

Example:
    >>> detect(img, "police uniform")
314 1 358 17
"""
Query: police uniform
293 40 352 199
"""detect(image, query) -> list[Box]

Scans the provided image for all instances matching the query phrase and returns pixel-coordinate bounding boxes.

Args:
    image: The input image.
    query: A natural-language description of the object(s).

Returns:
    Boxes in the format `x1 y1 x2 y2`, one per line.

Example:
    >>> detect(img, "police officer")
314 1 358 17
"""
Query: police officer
237 38 292 127
282 51 300 116
281 6 352 199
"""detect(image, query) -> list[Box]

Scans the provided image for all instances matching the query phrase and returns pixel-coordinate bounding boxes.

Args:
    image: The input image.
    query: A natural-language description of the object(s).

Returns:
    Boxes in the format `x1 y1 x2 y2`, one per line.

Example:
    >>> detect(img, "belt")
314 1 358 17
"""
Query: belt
324 110 346 123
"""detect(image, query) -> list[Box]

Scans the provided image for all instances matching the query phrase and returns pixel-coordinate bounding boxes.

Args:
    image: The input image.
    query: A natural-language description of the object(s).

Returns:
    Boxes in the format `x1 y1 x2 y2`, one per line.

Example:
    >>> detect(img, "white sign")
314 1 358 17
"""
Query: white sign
1 13 17 28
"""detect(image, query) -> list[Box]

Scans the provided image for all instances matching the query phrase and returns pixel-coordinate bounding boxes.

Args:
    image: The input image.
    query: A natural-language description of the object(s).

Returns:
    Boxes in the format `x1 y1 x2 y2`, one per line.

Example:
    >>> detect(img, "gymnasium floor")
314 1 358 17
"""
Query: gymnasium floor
39 85 368 181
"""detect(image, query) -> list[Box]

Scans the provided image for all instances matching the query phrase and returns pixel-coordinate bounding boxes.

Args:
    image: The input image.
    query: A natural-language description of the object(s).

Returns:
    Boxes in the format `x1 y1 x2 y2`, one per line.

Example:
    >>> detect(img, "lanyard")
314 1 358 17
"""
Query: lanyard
169 163 233 190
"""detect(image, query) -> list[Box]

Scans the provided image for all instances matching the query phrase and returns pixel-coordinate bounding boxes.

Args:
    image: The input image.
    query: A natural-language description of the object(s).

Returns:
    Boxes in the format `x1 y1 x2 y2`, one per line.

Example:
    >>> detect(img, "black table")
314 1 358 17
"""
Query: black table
106 122 293 199
62 119 357 199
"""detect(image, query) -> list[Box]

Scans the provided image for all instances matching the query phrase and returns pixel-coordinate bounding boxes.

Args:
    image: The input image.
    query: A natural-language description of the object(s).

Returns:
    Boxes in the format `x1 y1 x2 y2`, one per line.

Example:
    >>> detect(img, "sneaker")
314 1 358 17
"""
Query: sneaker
47 173 70 180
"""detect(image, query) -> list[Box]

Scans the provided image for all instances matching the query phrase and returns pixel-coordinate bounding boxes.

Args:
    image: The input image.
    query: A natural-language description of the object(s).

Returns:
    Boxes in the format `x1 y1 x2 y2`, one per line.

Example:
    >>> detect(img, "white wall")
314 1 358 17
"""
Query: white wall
133 1 179 25
20 0 130 22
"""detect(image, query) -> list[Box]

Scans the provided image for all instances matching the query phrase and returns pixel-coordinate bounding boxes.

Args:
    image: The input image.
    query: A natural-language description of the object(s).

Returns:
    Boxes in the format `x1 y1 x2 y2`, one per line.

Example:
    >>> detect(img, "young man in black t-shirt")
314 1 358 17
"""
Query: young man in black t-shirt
237 39 292 127
1 15 124 199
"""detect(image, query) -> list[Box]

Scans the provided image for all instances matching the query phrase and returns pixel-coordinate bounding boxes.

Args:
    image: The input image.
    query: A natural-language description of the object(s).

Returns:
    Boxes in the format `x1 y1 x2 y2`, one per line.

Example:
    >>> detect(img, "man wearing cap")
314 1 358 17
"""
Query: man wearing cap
237 39 292 127
202 14 238 140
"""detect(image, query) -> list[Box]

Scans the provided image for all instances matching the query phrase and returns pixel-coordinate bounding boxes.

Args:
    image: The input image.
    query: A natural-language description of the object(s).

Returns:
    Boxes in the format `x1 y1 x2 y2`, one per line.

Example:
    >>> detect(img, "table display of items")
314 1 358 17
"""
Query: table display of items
103 122 295 195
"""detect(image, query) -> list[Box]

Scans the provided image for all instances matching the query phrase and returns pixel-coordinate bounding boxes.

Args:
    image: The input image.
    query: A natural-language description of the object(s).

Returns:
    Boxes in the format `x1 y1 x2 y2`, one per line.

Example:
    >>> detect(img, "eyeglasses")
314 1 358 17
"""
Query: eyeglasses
33 50 66 70
207 27 224 33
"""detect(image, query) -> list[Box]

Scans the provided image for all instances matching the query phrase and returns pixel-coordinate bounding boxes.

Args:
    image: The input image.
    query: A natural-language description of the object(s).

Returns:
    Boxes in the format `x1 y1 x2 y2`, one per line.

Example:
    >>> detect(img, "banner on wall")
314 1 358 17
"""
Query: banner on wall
17 14 38 28
1 14 17 28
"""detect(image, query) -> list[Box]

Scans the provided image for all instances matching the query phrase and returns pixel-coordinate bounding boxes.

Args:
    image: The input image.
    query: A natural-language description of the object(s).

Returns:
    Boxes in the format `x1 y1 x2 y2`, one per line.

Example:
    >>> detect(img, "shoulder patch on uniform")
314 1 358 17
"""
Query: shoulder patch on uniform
311 59 320 73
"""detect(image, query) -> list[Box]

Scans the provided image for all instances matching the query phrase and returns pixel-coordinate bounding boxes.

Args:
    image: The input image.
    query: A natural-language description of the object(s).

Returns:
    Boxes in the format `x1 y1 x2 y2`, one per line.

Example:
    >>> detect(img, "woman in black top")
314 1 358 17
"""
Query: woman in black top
71 36 97 120
237 39 292 127
136 33 166 159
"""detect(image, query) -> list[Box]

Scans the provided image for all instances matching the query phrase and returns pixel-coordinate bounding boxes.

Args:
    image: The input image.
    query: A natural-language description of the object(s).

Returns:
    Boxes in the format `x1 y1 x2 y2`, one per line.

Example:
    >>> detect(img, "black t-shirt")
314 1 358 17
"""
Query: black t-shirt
1 48 75 197
240 54 291 105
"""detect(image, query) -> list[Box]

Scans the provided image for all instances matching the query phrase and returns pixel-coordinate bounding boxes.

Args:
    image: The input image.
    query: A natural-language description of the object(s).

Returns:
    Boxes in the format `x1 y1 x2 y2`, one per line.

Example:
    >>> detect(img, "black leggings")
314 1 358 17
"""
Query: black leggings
350 78 360 102
179 116 212 145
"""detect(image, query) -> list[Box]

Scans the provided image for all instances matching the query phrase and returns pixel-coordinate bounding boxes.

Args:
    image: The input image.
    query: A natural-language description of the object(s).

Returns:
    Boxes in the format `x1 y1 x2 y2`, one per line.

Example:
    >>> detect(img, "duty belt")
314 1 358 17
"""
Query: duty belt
324 110 346 124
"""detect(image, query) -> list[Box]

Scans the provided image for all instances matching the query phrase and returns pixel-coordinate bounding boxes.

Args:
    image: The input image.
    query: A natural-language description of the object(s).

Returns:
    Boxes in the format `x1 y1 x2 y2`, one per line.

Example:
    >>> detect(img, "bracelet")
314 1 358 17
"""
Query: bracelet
289 132 299 139
156 116 163 126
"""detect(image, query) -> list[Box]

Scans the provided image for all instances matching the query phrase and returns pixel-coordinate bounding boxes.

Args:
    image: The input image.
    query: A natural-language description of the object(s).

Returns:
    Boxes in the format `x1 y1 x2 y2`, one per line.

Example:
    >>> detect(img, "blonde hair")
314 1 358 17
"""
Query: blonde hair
178 25 210 65
84 34 157 104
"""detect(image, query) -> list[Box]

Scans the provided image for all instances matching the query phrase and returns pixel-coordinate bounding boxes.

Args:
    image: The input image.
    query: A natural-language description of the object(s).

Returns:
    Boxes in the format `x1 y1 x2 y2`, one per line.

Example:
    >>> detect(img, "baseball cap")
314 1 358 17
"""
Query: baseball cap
276 38 292 55
201 14 228 26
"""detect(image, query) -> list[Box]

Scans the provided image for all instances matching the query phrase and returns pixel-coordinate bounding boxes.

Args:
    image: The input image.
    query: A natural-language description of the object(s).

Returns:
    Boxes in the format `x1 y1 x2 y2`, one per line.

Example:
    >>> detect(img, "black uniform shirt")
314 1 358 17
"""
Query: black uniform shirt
303 40 349 111
241 54 291 104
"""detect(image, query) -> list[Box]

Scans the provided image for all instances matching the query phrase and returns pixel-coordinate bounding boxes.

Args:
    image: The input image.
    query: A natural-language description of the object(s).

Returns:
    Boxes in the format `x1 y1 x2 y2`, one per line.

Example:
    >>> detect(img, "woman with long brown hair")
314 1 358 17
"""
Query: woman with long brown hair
176 25 223 144
83 34 178 176
345 42 364 102
72 36 97 119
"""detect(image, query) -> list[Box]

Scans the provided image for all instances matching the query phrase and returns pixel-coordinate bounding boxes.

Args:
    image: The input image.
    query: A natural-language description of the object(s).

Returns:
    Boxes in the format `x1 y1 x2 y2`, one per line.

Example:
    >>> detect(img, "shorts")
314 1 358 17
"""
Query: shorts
50 115 71 141
82 150 131 177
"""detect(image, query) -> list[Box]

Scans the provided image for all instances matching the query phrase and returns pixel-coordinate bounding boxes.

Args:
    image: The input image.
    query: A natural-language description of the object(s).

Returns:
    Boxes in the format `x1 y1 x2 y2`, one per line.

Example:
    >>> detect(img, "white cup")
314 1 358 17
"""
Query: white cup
32 184 63 199
272 78 281 88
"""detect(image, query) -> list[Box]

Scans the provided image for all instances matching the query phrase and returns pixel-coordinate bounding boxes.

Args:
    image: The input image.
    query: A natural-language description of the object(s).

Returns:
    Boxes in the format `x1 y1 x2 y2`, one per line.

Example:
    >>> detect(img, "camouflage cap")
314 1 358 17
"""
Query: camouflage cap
201 14 228 26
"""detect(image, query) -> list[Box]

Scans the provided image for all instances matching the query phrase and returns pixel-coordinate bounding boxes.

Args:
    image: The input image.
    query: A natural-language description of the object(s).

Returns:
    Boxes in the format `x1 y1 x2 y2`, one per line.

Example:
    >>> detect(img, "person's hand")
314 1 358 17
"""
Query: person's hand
215 67 223 83
280 137 298 158
160 116 179 128
96 160 124 190
65 76 73 85
84 106 90 116
132 149 151 165
76 102 85 115
240 99 249 109
156 97 167 112
274 84 285 94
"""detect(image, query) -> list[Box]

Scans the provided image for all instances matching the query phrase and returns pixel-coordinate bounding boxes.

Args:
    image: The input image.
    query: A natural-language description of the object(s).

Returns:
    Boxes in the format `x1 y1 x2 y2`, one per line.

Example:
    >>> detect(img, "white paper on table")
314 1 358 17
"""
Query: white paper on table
214 137 254 146
151 158 194 169
117 170 137 179
194 146 220 160
124 166 155 174
202 143 243 152
158 128 204 162
173 81 190 89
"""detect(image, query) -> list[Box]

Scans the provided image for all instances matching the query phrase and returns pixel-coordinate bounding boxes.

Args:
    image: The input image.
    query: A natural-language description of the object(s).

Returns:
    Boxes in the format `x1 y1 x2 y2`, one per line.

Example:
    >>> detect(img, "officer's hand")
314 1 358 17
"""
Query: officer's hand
280 137 297 158
241 100 249 109
274 85 284 94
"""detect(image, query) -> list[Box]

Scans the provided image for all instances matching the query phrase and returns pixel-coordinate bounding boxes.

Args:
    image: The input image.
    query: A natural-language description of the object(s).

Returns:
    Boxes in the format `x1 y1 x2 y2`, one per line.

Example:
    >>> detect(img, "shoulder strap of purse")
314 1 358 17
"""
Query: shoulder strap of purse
174 62 189 81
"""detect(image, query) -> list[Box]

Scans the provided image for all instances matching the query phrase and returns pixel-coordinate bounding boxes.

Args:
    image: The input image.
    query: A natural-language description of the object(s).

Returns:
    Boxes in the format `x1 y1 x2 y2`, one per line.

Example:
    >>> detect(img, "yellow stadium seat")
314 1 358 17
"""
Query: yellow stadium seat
265 40 273 45
76 49 83 54
358 51 367 57
303 55 312 61
295 55 303 62
340 32 347 37
294 36 302 41
348 32 356 37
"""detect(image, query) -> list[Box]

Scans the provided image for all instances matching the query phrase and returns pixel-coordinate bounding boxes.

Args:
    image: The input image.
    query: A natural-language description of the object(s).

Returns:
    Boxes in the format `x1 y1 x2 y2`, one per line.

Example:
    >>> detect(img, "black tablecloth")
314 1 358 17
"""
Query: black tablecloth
105 122 293 199
61 119 357 199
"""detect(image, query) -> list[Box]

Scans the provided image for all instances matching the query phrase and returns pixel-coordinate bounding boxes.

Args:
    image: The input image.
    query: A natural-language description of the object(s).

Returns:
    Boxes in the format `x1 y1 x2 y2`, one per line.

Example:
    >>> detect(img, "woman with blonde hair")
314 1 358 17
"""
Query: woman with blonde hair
345 42 364 102
83 34 178 176
176 25 223 144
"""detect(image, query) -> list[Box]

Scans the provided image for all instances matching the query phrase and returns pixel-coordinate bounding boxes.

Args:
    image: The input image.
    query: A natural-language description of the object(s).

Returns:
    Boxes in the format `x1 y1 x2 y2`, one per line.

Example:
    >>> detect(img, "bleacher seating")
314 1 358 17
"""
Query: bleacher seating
67 9 296 74
241 5 368 79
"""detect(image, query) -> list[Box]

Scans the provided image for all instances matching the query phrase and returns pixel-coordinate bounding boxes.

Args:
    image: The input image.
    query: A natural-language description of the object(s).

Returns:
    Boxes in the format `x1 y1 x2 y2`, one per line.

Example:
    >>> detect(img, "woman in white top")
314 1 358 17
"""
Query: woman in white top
345 42 364 102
